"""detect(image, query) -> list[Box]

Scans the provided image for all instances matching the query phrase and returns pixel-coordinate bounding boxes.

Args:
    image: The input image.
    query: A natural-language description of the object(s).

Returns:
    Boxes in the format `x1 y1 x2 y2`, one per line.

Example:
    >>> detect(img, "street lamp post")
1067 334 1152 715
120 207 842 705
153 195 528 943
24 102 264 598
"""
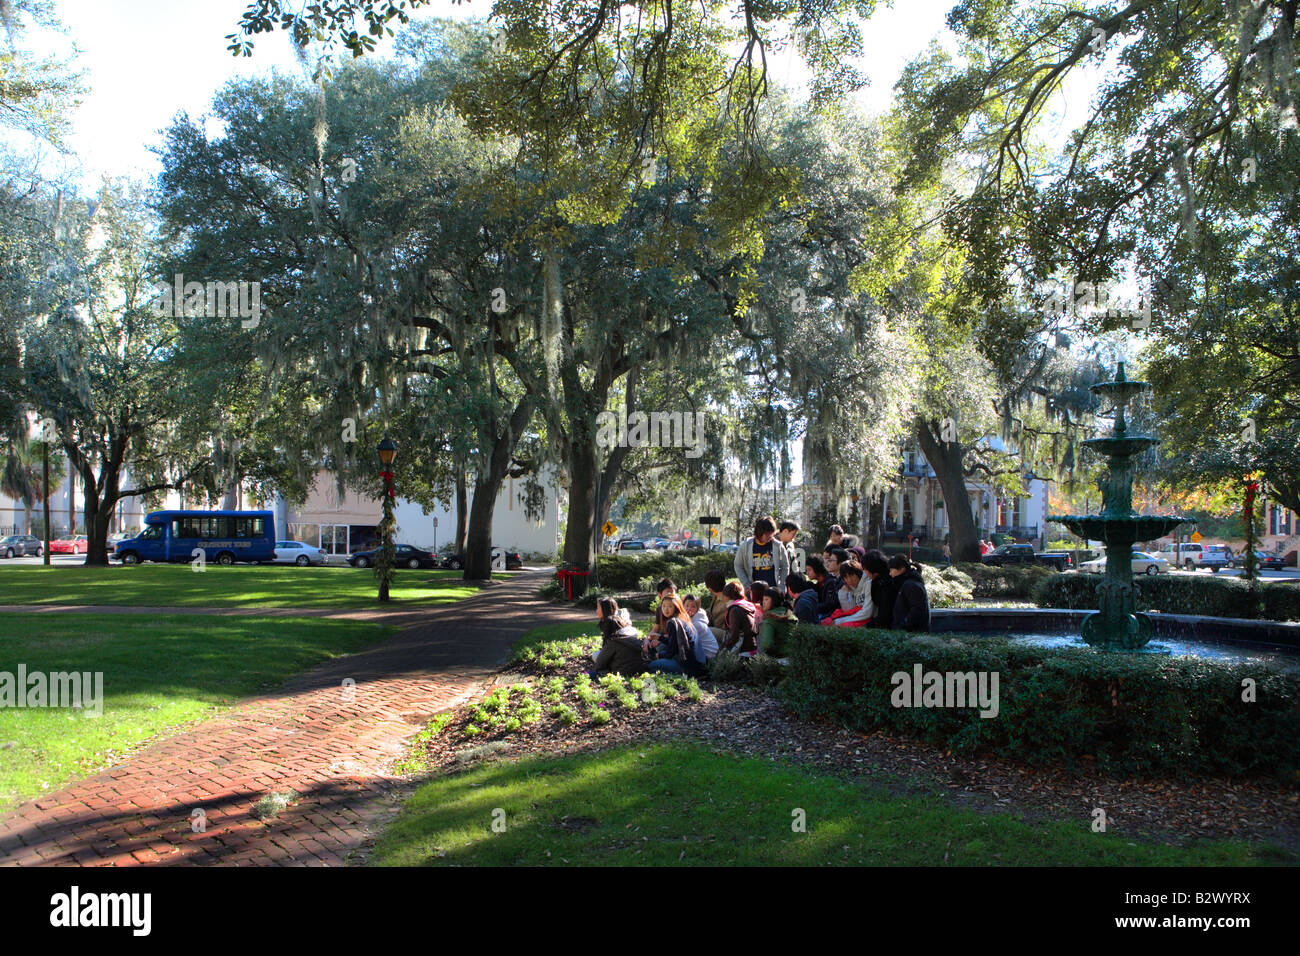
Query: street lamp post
376 436 397 602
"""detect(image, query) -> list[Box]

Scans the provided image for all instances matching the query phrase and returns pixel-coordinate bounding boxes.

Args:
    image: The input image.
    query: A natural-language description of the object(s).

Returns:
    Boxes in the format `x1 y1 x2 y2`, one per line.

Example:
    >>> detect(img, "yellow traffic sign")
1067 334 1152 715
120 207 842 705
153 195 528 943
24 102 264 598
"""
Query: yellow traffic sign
1190 531 1202 543
601 521 618 537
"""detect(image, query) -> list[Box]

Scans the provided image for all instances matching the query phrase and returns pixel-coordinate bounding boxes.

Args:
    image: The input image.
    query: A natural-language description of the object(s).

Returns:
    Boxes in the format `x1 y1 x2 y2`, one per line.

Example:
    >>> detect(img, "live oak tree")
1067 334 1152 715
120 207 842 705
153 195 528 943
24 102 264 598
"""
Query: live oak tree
21 184 221 564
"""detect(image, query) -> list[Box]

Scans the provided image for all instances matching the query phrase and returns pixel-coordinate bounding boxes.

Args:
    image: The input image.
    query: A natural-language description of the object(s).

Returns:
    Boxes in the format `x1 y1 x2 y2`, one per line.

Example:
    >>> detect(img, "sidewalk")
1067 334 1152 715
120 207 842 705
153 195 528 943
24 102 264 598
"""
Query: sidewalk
0 572 588 866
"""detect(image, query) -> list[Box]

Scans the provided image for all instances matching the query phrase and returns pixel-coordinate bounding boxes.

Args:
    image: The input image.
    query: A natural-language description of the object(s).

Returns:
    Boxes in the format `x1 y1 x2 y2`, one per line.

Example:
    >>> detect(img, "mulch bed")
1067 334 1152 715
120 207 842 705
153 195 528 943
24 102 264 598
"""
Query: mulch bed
404 653 1300 854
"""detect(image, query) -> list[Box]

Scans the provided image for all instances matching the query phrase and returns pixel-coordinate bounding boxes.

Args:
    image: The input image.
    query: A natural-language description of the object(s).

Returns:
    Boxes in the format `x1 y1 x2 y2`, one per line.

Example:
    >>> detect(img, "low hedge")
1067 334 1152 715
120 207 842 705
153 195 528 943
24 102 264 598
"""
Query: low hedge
594 550 735 591
781 624 1300 778
948 562 1056 599
1032 572 1300 622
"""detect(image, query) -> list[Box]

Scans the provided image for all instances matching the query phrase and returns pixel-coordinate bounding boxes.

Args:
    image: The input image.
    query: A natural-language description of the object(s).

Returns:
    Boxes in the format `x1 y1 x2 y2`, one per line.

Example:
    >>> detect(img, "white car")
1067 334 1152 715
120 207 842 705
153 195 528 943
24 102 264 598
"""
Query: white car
273 540 329 566
1079 551 1170 575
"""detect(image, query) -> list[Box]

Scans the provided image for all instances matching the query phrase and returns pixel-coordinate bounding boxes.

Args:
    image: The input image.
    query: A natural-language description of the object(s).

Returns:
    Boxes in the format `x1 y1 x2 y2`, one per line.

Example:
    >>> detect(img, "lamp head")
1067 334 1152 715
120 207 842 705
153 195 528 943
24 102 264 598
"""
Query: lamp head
378 436 397 467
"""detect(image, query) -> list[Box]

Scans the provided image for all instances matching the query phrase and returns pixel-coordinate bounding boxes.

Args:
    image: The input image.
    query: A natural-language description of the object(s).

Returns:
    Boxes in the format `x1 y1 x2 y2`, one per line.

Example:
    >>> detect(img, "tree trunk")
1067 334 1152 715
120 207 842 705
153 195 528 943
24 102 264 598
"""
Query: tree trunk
464 471 500 580
916 417 981 563
454 467 468 553
464 395 536 581
562 438 599 573
82 485 113 566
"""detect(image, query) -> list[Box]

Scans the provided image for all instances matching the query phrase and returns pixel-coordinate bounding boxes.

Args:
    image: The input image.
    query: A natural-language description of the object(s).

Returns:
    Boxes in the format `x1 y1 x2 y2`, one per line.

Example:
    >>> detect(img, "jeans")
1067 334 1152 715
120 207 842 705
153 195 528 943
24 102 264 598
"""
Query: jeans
648 658 685 674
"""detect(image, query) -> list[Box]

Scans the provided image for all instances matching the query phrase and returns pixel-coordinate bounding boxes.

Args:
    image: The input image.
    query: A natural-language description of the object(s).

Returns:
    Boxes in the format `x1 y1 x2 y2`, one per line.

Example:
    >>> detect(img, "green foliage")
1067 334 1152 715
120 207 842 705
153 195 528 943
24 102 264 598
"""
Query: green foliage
923 564 973 608
948 562 1056 599
596 550 735 591
781 626 1300 779
1032 573 1300 623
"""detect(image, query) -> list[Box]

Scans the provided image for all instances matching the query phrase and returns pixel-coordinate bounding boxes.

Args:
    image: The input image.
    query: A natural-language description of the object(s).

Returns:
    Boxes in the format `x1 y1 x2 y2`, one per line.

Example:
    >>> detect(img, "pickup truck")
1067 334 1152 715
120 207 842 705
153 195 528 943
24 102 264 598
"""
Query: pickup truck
980 543 1072 571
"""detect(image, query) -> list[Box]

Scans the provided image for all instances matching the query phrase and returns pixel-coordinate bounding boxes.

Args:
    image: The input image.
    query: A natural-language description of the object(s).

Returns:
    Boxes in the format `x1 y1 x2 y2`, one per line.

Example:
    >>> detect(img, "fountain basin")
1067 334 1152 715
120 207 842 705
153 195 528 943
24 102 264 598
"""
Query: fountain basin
1048 513 1191 543
931 608 1300 674
1082 435 1159 458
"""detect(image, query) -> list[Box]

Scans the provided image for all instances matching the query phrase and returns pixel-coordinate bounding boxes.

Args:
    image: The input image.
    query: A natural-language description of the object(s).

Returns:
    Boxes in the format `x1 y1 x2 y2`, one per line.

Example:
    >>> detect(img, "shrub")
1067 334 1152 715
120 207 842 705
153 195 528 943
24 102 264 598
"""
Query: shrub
706 650 785 687
594 550 735 591
781 624 1300 778
1032 572 1300 622
949 562 1056 599
922 563 973 607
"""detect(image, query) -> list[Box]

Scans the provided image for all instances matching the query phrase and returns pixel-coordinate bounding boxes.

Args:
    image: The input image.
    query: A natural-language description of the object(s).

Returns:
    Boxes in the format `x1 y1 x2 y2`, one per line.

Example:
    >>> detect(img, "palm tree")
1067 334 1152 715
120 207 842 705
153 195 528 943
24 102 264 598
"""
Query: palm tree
1 438 64 535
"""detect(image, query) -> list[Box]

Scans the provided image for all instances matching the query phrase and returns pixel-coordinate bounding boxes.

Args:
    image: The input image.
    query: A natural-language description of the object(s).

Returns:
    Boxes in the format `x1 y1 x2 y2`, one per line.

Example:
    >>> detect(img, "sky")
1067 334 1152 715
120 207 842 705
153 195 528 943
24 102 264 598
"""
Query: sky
30 0 964 186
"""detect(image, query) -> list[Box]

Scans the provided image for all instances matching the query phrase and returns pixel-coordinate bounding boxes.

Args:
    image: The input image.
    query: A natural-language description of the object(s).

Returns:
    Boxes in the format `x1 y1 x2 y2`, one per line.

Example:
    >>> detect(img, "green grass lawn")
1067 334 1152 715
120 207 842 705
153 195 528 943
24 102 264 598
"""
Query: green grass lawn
369 744 1273 866
0 612 392 808
0 564 487 609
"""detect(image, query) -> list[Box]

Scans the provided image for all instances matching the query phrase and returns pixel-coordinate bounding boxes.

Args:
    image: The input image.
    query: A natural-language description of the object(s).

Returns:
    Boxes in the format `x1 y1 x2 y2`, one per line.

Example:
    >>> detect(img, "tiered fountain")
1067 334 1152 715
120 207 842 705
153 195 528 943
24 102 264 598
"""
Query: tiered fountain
1048 362 1193 651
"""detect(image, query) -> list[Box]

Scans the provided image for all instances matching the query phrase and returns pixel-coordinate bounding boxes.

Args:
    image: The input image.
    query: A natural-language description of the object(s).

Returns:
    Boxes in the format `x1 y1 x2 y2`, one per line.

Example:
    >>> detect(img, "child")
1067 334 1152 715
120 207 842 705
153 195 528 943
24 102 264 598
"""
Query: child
682 593 719 663
720 581 759 655
889 555 931 632
758 590 797 656
821 560 872 627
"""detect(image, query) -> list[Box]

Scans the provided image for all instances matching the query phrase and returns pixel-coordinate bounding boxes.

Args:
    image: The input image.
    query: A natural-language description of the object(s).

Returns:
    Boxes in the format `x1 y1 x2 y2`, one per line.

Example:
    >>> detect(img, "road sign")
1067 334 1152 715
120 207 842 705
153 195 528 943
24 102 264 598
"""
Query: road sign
601 521 618 537
699 515 721 525
1190 531 1203 543
708 527 718 537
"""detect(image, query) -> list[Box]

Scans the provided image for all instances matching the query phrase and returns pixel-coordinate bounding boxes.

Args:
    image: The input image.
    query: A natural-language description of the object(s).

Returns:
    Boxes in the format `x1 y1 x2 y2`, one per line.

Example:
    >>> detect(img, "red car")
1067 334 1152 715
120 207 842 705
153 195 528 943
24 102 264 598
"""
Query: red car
49 535 88 555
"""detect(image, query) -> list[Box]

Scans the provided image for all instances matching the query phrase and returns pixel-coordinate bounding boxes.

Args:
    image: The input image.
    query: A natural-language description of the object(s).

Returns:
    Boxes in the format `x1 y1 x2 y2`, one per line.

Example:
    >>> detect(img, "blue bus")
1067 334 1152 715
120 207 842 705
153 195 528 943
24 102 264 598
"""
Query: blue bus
114 510 276 566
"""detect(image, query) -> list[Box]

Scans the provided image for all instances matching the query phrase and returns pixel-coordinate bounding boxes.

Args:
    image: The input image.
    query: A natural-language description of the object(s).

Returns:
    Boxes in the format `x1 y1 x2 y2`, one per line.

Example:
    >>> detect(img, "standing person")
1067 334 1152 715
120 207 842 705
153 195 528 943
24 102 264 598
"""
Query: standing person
682 594 719 664
942 540 951 564
786 571 821 624
758 590 797 656
979 539 992 556
703 568 729 641
824 524 845 551
862 549 893 628
646 595 705 676
590 598 647 677
889 555 931 632
720 581 759 655
734 516 790 592
776 519 802 570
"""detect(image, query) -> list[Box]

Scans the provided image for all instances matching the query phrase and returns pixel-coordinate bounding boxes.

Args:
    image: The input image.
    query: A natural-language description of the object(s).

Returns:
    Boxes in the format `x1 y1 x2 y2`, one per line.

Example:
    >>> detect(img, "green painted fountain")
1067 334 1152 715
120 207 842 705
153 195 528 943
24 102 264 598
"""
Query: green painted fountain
1048 362 1193 651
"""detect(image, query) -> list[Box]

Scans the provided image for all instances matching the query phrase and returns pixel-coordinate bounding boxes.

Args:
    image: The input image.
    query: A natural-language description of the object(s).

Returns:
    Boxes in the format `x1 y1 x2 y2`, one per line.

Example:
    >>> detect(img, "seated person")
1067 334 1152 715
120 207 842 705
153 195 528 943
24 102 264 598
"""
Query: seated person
758 590 797 657
820 560 873 627
590 598 647 676
682 593 719 663
861 550 894 628
786 571 821 624
648 577 678 642
889 556 931 632
646 595 706 676
817 548 847 619
720 581 759 655
748 581 768 625
703 569 729 641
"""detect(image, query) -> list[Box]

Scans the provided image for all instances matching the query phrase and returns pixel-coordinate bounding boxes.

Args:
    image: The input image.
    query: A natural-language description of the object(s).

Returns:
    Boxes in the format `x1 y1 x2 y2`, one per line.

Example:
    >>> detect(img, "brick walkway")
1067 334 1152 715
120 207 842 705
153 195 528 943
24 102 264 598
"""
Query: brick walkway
0 572 588 866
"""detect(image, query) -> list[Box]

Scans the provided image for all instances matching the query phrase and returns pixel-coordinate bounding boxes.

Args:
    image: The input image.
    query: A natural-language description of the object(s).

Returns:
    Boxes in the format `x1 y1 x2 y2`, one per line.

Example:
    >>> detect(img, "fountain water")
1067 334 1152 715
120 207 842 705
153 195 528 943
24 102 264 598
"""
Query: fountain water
1047 362 1193 651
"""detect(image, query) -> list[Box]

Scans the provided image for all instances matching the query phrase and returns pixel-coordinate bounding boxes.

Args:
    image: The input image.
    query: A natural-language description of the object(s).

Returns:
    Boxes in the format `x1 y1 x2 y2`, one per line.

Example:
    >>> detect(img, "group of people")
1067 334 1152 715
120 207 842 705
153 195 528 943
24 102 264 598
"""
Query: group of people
588 517 931 678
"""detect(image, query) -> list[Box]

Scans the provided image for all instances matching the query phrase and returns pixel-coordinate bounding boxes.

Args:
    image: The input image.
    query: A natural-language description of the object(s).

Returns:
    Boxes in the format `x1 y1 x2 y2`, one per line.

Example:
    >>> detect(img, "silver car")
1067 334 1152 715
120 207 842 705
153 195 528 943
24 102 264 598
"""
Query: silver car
272 540 329 566
0 534 43 558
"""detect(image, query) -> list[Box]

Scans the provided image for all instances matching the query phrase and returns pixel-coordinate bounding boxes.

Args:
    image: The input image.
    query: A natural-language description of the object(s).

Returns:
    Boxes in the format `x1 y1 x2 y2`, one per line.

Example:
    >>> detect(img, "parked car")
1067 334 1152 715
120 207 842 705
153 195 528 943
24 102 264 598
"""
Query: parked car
1158 542 1231 572
1079 550 1170 575
615 539 654 554
980 543 1072 571
440 547 523 571
273 540 329 566
348 543 439 569
1229 550 1289 571
0 534 43 558
714 542 739 554
49 535 88 555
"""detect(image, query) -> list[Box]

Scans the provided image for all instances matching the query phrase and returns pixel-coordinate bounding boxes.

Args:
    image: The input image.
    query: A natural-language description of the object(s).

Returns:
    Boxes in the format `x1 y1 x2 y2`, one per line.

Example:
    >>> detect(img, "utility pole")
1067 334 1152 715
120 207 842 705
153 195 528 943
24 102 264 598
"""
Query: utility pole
42 439 50 566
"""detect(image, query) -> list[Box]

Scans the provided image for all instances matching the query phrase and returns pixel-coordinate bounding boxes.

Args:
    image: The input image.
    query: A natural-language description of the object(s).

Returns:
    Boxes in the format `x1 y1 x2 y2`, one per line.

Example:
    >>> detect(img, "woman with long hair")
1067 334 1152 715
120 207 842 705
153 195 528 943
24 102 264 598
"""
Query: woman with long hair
646 594 705 676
